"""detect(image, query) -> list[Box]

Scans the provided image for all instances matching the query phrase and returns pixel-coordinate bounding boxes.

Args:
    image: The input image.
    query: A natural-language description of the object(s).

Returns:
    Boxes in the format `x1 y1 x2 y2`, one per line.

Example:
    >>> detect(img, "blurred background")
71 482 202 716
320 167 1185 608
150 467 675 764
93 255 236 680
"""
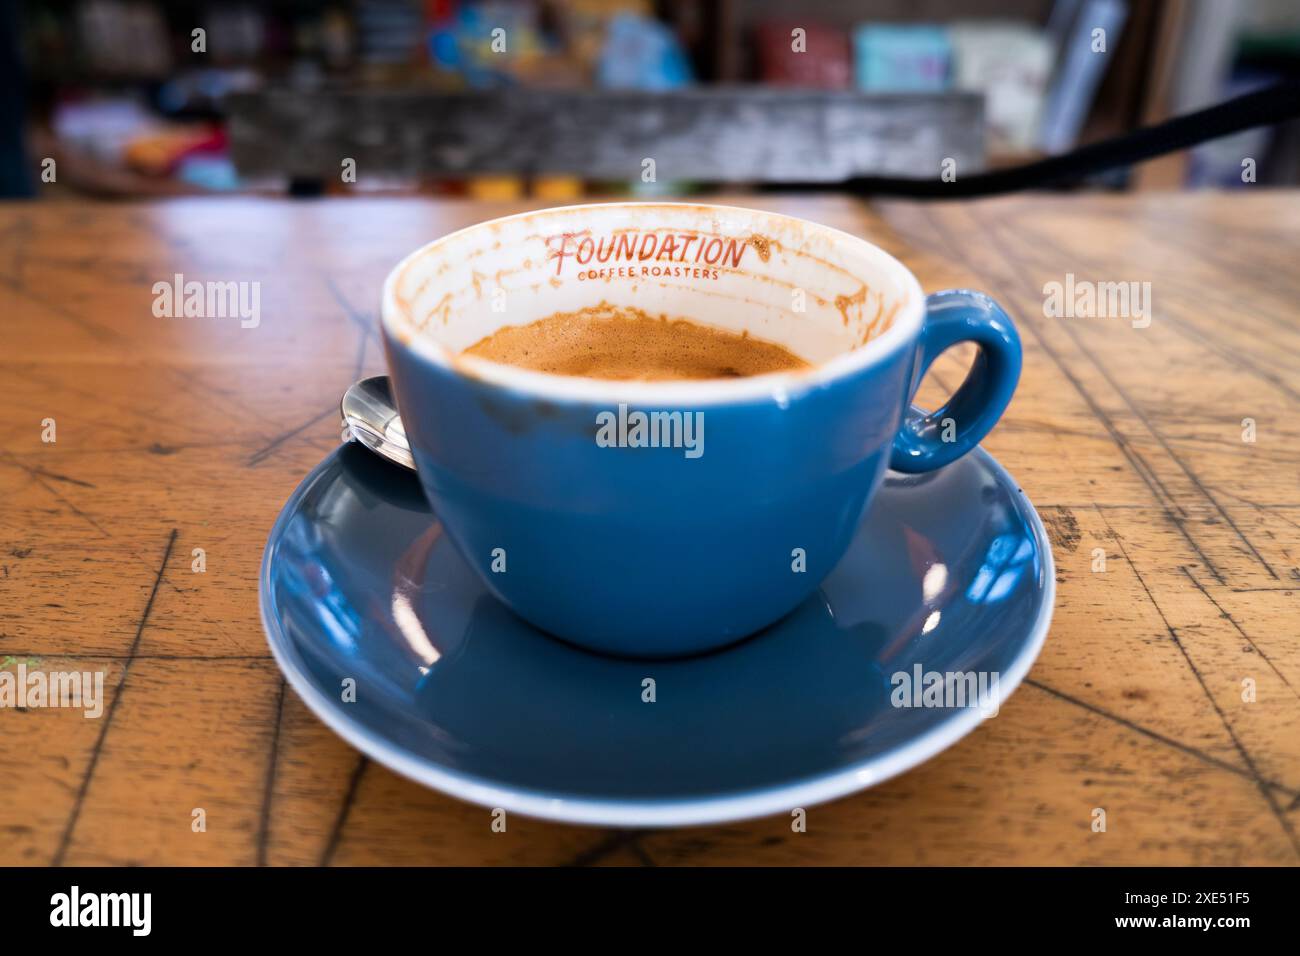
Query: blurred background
4 0 1299 200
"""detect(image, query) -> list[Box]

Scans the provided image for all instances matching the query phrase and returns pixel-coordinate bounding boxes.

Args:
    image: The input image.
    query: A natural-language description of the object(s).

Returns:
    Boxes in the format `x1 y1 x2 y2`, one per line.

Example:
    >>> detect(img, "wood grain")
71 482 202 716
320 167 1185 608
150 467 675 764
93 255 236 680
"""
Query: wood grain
0 193 1296 866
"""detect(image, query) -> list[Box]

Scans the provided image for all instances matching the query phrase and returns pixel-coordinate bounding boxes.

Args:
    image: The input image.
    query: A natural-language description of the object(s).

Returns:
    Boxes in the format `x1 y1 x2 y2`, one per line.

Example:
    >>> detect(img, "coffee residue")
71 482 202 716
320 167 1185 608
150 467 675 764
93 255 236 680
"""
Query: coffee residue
462 303 809 382
834 286 866 327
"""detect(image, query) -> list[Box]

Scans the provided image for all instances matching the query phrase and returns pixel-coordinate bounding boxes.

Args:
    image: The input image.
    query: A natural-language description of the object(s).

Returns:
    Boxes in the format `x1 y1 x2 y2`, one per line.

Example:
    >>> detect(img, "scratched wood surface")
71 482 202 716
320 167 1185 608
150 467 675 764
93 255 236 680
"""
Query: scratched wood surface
0 193 1296 866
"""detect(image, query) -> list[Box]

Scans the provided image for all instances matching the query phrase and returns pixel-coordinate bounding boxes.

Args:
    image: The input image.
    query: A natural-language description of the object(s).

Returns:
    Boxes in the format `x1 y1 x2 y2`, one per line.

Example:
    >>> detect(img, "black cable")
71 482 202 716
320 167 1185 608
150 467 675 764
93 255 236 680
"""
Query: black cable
771 80 1300 197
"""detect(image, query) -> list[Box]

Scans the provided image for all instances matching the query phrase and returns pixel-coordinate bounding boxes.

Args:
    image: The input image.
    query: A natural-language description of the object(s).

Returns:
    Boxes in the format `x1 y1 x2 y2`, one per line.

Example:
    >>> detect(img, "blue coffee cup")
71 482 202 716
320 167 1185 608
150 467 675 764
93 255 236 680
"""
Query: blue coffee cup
382 202 1020 657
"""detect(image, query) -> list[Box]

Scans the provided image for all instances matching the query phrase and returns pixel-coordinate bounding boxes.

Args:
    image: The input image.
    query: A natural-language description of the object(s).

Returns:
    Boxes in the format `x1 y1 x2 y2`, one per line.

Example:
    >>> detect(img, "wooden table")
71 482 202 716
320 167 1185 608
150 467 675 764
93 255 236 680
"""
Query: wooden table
2 193 1296 866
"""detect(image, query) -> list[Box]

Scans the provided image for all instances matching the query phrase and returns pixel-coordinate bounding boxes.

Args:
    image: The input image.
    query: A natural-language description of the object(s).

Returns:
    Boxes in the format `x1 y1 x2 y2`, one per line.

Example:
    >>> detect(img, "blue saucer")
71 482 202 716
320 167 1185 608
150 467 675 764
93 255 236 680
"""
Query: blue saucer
260 442 1054 826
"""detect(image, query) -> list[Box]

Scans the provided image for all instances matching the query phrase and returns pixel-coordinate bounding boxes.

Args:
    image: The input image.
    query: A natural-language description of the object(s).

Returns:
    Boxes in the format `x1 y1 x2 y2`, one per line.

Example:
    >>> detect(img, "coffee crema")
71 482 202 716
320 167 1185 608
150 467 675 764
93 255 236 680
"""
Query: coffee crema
462 304 810 381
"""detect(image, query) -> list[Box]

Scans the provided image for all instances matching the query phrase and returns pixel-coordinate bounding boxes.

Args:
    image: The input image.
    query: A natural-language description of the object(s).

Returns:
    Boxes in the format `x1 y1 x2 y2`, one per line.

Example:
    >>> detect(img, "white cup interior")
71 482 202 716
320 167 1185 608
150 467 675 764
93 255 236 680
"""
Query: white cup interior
383 202 924 403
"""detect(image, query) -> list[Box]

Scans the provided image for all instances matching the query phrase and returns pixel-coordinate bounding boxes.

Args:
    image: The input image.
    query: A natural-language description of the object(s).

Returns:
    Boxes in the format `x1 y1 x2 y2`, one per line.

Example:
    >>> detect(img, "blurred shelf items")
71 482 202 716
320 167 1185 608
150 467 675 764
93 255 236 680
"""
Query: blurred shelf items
7 0 1300 199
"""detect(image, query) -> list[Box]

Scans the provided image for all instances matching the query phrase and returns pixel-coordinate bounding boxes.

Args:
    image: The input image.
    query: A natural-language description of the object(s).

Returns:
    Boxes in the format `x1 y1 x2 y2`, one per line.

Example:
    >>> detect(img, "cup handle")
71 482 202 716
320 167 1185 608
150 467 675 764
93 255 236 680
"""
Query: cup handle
889 289 1022 474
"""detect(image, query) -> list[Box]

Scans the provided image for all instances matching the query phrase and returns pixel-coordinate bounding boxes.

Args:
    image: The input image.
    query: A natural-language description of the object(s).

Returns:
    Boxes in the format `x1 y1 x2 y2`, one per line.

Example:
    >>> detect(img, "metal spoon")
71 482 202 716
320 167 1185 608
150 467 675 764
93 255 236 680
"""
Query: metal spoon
340 376 415 471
